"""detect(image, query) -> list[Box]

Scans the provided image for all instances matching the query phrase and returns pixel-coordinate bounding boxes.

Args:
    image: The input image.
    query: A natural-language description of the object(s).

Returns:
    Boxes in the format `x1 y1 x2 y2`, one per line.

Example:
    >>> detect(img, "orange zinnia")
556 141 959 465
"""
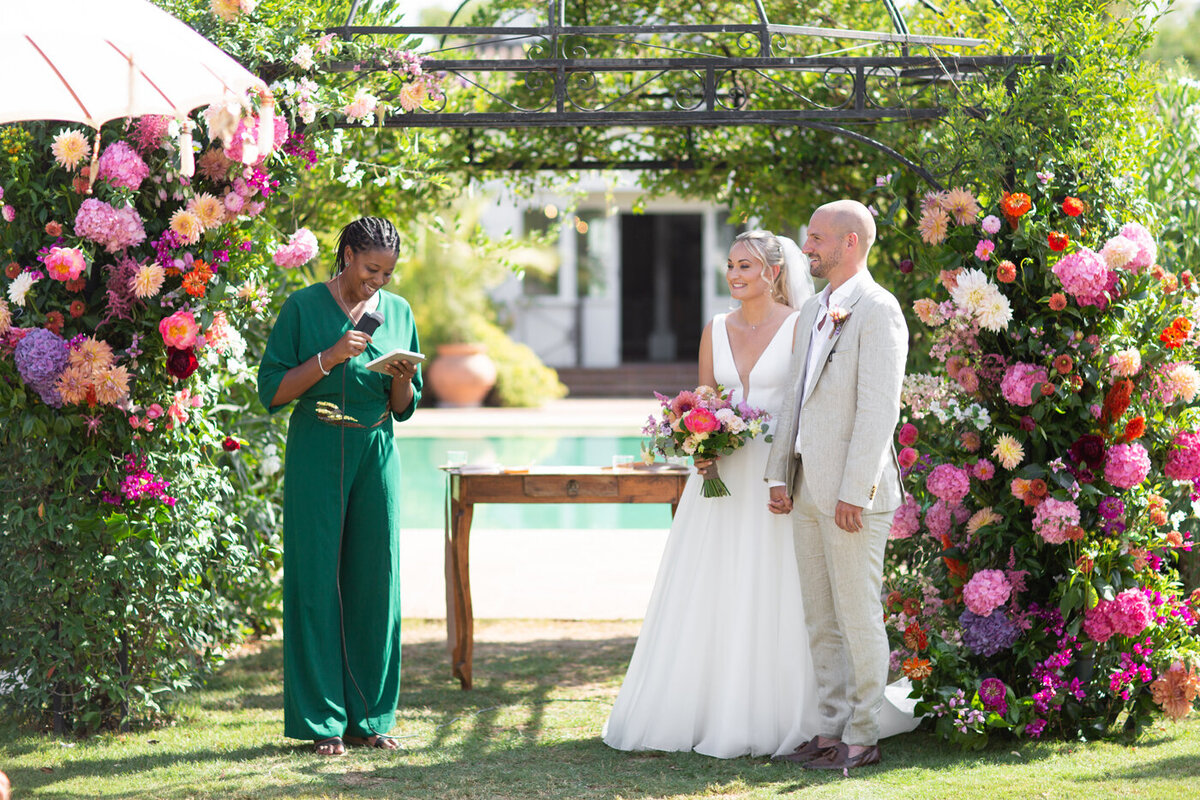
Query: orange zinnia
1062 196 1084 217
1123 416 1146 442
1102 379 1133 425
903 657 933 681
1001 191 1033 224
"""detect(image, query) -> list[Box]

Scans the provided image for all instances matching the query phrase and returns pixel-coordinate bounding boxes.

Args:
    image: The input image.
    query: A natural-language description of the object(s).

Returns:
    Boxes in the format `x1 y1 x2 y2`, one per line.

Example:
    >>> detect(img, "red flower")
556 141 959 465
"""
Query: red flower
44 311 64 335
1123 416 1146 442
996 260 1017 283
1001 192 1032 220
222 436 241 452
68 300 86 318
1102 379 1133 425
166 346 199 380
1182 270 1194 289
1040 382 1056 396
1047 231 1070 252
4 262 20 279
1049 293 1067 311
903 622 929 651
1053 354 1074 374
45 220 64 237
1160 317 1193 349
1062 196 1084 217
64 277 86 293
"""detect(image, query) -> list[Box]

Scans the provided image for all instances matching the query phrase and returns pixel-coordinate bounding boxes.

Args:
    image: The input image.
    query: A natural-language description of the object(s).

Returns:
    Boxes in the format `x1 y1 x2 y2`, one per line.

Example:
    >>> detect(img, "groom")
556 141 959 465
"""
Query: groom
765 199 907 770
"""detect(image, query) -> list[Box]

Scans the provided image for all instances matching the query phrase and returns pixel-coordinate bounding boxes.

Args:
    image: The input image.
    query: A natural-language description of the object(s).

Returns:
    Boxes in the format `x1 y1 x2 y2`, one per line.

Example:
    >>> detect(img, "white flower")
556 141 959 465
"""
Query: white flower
292 44 315 70
949 268 991 313
259 444 282 477
974 288 1013 333
7 272 36 306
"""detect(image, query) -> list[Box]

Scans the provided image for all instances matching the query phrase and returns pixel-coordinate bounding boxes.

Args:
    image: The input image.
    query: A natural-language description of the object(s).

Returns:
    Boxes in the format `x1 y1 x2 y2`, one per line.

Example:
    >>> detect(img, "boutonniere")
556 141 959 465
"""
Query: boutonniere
828 304 851 336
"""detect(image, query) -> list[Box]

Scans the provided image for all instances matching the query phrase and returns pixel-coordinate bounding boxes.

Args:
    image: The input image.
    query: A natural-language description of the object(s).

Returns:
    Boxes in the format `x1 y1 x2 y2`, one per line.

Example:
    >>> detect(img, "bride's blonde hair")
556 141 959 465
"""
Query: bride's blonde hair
732 230 790 305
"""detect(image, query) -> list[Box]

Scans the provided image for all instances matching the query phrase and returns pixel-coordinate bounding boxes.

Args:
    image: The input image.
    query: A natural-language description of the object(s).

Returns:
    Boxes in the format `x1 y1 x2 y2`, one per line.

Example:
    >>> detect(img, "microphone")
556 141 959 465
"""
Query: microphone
354 310 385 336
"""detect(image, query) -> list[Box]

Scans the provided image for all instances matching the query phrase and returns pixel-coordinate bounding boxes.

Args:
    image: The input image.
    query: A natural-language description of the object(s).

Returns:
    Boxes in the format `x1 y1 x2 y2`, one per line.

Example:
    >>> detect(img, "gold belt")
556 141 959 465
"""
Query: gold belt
313 401 390 429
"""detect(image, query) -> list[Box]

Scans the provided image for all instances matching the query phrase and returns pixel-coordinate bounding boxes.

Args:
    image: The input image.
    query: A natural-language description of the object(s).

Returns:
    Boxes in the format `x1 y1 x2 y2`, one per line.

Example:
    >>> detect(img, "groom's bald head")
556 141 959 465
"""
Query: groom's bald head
814 200 876 255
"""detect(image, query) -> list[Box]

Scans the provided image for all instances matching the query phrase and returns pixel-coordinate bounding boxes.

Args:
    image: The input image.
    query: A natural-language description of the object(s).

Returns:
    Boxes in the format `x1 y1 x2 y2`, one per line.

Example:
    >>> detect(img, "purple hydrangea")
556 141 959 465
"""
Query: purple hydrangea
14 327 68 407
959 608 1022 657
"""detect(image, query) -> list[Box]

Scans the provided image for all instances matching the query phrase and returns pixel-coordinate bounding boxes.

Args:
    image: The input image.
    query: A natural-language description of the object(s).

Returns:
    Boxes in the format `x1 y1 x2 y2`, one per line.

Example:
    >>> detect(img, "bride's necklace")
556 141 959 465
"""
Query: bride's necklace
743 304 779 331
332 273 356 321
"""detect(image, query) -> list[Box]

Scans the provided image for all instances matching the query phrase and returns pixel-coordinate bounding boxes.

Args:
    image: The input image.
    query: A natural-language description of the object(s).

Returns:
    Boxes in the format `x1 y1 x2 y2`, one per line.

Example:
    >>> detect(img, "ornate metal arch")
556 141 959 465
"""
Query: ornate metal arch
325 1 1053 188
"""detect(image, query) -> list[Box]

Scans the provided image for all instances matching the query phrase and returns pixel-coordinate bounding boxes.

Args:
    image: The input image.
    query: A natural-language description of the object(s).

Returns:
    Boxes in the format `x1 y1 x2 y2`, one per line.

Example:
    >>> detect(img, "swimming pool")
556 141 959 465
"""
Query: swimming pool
394 435 678 530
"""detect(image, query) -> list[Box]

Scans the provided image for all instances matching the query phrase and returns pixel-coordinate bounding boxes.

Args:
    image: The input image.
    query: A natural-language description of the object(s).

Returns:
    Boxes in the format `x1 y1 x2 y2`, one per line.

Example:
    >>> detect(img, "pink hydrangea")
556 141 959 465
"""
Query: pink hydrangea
927 463 971 504
1109 589 1154 637
1031 497 1080 544
1118 222 1157 272
925 499 952 538
1164 431 1200 482
1083 602 1116 643
96 140 150 191
1104 442 1151 489
1051 247 1110 302
1001 362 1048 407
963 569 1012 616
43 246 87 282
273 227 319 269
889 494 921 540
74 198 146 253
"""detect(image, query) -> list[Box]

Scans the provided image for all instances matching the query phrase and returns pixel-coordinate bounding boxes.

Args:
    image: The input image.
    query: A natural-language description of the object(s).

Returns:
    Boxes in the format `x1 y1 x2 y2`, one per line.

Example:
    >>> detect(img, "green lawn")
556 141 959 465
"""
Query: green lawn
2 619 1199 799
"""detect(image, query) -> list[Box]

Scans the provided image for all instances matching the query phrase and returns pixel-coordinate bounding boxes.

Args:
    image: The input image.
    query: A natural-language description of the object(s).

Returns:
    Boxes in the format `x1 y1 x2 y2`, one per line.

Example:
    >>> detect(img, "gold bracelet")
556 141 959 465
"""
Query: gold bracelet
316 350 331 376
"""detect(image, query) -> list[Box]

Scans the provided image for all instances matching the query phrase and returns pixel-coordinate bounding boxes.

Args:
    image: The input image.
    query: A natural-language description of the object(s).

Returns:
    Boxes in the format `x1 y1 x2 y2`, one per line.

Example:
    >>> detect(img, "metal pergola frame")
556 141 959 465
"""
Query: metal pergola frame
323 0 1054 187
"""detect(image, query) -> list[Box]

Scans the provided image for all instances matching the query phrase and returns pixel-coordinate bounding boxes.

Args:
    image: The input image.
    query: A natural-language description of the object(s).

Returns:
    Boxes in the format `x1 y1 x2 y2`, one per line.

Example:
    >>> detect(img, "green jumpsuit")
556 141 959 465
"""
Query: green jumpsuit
257 283 422 741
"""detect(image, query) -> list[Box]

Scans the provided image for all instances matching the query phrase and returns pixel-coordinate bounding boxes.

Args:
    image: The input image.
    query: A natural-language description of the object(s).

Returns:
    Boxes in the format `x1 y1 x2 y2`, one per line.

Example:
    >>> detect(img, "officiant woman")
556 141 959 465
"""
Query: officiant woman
257 216 422 755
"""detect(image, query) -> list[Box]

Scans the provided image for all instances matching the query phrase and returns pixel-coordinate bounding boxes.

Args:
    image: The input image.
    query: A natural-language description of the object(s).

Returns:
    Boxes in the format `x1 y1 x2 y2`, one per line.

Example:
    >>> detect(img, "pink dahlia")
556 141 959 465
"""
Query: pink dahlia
927 463 971 504
1164 431 1200 482
1104 442 1151 489
963 569 1012 616
96 141 149 191
1032 497 1081 544
1001 362 1049 407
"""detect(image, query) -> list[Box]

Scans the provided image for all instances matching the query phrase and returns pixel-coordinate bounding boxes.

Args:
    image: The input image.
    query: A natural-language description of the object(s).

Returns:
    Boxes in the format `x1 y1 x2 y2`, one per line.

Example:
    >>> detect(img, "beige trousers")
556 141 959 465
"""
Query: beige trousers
791 470 890 746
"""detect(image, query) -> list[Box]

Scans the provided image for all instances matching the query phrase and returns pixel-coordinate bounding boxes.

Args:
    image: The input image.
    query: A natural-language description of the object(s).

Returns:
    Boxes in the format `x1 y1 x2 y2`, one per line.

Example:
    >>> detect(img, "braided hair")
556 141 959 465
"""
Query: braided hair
333 216 401 275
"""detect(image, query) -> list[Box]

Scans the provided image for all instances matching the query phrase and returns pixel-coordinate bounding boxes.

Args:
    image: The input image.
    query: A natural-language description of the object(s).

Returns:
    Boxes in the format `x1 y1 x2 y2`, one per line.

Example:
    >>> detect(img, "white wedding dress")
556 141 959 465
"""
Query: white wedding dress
603 312 919 758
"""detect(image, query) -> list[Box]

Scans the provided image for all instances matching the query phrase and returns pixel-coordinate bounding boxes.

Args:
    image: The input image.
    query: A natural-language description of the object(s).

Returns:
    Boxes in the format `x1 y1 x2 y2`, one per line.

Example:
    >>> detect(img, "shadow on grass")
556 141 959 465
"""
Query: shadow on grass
5 629 1199 799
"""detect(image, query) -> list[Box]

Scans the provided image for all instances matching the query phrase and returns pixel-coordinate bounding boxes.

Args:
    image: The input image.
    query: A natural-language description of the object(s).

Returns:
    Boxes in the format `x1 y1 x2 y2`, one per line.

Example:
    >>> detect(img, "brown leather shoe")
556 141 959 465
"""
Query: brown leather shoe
772 737 837 764
802 742 882 770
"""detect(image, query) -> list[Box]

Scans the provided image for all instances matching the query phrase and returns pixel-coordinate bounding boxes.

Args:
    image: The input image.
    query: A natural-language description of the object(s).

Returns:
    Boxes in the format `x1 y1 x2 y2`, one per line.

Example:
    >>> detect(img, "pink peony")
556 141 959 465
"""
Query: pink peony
1031 497 1080 544
897 423 919 446
96 140 149 191
159 310 199 349
927 463 971 504
43 246 87 282
1164 431 1200 482
963 569 1012 616
683 407 719 434
1118 222 1157 272
1104 442 1151 489
273 227 319 269
1001 362 1049 407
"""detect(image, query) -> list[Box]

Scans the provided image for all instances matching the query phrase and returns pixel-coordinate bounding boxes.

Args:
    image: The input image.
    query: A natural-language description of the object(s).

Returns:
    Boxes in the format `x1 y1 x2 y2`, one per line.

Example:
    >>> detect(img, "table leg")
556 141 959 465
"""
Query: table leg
448 499 475 689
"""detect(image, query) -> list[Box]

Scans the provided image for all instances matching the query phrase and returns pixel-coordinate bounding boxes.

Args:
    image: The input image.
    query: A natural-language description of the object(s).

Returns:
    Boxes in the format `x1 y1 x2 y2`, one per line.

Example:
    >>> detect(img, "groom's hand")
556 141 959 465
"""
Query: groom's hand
835 501 863 532
768 485 793 515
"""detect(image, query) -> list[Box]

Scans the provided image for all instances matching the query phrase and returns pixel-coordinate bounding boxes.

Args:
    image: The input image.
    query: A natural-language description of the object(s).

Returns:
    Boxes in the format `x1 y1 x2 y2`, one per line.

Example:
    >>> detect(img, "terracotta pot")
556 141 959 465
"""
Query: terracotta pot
427 343 498 407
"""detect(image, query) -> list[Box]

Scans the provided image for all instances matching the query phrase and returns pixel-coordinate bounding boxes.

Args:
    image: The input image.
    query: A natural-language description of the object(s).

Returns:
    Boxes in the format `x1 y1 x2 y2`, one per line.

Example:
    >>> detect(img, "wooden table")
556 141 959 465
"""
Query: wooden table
443 466 688 689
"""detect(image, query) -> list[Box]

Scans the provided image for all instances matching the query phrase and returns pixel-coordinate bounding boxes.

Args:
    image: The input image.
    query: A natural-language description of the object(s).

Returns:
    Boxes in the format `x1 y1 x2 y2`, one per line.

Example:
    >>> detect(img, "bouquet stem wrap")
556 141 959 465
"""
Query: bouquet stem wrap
700 461 730 498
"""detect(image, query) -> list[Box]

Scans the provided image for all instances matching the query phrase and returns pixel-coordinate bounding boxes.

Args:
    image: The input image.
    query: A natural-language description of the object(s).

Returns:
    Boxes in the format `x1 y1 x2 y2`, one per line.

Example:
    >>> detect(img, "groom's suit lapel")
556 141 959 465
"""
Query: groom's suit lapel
802 274 872 406
792 299 820 400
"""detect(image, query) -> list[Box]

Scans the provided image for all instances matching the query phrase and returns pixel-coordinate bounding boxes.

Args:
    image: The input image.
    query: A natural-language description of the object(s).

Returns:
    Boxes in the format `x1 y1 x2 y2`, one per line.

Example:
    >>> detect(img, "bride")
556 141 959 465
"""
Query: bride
603 230 916 758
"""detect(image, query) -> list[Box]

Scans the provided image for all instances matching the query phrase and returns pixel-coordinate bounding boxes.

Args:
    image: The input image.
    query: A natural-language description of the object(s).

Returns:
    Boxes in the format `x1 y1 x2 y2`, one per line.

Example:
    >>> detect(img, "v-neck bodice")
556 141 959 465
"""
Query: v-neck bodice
712 311 800 415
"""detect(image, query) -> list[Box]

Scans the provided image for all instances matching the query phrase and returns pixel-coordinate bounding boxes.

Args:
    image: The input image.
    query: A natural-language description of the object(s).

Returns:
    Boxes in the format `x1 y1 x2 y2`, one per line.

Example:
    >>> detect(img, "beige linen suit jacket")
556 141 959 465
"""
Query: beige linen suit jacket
765 271 907 515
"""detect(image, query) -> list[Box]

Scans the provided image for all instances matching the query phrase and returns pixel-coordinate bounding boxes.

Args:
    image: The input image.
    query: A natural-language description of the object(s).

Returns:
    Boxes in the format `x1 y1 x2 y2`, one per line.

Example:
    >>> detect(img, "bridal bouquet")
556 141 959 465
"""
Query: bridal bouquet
642 385 771 497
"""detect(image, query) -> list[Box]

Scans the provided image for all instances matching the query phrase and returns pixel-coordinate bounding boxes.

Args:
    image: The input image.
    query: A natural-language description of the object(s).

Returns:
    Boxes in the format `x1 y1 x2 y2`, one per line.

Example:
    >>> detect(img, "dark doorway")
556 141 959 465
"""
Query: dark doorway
619 213 704 362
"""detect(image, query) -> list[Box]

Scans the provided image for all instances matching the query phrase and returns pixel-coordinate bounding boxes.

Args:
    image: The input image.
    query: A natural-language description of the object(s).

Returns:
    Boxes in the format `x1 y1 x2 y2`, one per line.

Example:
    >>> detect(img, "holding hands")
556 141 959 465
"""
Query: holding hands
768 485 792 515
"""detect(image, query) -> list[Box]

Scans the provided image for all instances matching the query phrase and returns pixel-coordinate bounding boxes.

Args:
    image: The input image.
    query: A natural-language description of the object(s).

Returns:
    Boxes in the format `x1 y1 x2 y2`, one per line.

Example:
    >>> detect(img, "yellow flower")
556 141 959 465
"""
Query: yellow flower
169 209 203 245
51 129 89 170
992 434 1025 470
966 507 1003 535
